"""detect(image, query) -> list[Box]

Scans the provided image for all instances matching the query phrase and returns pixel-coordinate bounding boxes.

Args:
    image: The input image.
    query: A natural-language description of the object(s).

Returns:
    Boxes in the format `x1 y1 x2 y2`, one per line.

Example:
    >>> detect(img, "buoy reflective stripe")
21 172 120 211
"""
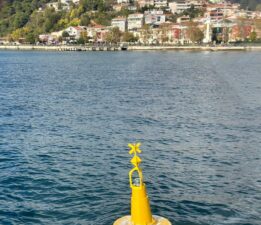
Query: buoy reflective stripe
113 143 172 225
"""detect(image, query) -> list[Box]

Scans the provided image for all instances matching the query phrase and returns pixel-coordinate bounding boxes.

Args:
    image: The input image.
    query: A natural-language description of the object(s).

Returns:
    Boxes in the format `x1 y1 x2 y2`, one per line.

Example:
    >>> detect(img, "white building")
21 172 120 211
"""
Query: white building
128 14 144 30
169 1 204 14
144 10 166 26
117 0 131 3
154 0 168 8
46 2 60 11
60 0 70 4
72 0 80 4
46 1 70 11
112 17 128 32
176 15 190 23
137 0 154 7
64 26 85 39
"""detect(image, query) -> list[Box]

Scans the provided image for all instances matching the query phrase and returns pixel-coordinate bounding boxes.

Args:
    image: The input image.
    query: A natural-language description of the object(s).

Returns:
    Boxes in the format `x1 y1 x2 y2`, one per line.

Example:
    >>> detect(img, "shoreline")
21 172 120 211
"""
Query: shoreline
1 44 261 52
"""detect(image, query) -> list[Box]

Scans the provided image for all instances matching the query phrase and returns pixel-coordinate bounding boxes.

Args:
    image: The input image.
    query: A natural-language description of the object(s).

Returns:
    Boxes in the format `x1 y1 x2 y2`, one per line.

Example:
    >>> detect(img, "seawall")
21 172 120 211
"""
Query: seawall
1 45 261 51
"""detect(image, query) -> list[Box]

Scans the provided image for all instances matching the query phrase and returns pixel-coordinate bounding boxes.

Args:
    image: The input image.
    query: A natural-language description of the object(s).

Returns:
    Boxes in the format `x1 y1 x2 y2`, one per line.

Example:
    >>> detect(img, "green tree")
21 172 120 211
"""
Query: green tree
25 32 36 44
77 36 85 44
141 24 152 45
80 14 90 26
105 27 122 43
122 32 138 42
80 30 90 43
62 31 70 38
13 12 29 29
250 31 257 41
187 23 204 43
256 4 261 11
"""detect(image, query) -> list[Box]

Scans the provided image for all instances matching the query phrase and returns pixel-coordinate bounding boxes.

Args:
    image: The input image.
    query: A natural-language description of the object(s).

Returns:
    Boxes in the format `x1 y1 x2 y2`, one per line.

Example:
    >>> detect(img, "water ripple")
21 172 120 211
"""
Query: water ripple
0 51 261 224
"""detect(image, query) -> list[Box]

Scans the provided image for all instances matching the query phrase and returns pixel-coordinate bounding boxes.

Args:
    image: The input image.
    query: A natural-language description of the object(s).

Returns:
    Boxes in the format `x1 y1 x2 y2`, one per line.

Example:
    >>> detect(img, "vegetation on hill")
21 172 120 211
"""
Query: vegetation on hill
0 0 261 43
0 0 120 41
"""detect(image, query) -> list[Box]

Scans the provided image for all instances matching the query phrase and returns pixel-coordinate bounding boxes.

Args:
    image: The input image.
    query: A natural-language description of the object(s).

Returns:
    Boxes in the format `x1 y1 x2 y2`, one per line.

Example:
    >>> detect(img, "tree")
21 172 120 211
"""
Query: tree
141 24 152 44
250 31 257 41
256 4 261 11
13 12 29 29
62 31 69 38
160 24 171 44
80 30 90 43
77 36 85 44
122 32 138 42
43 8 63 32
187 23 204 43
25 32 36 44
80 14 90 26
222 27 230 43
10 28 24 41
105 27 122 43
69 18 80 26
182 5 204 19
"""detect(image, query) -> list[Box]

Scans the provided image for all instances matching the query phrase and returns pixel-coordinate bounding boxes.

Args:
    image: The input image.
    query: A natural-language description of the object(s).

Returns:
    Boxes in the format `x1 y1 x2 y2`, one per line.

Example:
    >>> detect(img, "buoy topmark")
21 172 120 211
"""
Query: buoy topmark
114 143 172 225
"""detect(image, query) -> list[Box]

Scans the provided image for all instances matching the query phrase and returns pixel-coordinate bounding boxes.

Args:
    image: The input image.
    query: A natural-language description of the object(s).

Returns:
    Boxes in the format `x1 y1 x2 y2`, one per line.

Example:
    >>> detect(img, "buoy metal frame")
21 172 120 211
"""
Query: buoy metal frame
114 143 172 225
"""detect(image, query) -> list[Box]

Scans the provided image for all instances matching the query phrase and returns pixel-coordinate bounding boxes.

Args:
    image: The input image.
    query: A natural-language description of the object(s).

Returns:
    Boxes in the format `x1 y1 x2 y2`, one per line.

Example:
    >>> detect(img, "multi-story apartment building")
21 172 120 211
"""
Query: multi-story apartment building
154 0 168 8
117 0 131 3
169 0 204 14
144 10 166 26
137 0 154 7
112 17 128 32
128 14 145 30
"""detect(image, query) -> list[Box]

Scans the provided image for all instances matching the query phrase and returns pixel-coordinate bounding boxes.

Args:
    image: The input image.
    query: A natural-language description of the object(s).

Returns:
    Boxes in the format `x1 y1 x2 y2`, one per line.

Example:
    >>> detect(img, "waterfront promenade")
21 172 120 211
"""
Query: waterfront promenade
1 44 261 51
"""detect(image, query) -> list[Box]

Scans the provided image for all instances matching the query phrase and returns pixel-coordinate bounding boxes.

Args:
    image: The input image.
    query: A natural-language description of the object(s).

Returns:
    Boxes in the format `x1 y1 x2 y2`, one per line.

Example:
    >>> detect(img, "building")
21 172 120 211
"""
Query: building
72 0 80 4
84 25 110 43
177 15 190 23
144 10 166 26
46 1 70 11
60 0 70 4
128 14 144 30
64 26 85 39
207 9 224 21
169 1 189 14
117 0 131 3
154 0 168 8
137 0 154 7
46 2 60 11
169 0 204 14
112 17 128 32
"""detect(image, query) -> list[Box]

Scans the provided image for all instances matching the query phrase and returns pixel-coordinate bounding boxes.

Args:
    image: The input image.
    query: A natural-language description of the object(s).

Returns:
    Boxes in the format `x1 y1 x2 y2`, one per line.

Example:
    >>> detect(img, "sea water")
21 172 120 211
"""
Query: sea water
0 51 260 225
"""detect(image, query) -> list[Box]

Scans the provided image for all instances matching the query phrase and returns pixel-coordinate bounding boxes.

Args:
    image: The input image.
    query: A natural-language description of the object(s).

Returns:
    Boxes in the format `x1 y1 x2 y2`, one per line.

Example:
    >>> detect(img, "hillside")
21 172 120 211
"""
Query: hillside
0 0 52 36
1 0 261 42
0 0 115 41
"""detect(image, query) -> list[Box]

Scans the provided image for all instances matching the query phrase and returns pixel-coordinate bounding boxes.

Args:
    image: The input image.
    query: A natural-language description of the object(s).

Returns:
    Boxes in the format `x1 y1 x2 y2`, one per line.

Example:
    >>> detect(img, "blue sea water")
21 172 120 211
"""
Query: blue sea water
0 50 260 225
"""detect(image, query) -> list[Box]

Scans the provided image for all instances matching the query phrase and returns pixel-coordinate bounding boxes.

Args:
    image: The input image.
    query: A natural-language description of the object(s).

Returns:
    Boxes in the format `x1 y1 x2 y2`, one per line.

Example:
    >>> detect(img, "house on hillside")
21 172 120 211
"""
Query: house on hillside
144 10 166 26
112 17 128 32
64 26 86 39
154 0 168 8
46 1 70 11
128 14 145 30
87 25 110 43
137 0 154 7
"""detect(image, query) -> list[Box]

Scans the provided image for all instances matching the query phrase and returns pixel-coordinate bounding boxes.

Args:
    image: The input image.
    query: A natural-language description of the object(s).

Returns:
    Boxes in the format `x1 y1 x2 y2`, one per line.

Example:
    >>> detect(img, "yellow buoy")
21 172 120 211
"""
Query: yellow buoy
114 143 172 225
